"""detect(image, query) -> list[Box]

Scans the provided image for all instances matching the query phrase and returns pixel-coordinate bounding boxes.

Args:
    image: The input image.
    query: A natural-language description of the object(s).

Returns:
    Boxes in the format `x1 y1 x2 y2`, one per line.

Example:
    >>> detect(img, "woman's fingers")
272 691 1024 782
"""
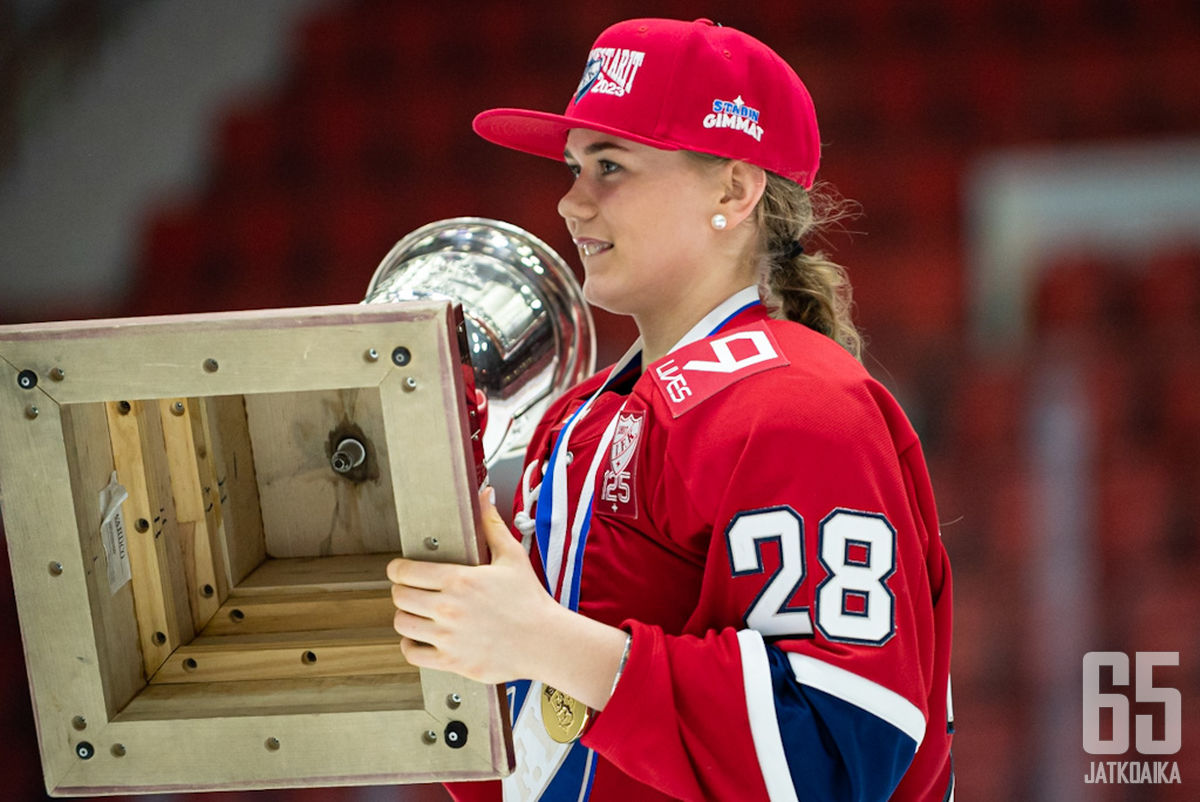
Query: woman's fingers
386 556 457 589
392 607 440 642
398 636 440 668
383 485 553 683
390 581 444 621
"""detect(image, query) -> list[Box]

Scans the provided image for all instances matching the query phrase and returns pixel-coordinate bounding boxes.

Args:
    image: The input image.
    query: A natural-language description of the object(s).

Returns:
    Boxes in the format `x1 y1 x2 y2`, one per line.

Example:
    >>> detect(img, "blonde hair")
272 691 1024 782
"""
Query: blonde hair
688 153 863 360
756 174 863 360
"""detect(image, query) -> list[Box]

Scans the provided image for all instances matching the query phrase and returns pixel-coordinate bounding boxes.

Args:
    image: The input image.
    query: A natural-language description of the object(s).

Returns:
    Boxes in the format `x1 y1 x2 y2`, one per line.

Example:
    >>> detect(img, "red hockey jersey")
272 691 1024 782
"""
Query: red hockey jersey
449 290 953 801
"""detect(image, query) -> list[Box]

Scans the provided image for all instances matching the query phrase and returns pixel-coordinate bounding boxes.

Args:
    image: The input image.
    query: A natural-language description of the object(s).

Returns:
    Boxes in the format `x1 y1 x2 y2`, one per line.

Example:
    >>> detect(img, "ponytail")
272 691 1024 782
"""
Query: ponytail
686 152 863 360
756 175 863 361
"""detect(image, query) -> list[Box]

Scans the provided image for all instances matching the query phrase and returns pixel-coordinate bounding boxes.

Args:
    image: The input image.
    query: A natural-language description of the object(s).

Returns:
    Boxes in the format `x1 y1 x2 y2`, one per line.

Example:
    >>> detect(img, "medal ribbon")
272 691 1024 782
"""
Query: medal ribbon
504 287 762 802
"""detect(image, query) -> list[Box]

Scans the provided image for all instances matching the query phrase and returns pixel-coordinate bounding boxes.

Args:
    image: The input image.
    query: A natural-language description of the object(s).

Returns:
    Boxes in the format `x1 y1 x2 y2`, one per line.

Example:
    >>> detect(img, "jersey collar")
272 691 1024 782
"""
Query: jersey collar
599 286 764 393
666 285 762 354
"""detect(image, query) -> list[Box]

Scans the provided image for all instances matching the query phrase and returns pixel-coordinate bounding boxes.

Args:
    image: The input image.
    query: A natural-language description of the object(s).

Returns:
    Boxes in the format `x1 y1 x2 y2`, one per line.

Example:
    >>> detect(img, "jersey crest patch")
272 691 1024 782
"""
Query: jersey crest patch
650 324 790 417
598 410 644 518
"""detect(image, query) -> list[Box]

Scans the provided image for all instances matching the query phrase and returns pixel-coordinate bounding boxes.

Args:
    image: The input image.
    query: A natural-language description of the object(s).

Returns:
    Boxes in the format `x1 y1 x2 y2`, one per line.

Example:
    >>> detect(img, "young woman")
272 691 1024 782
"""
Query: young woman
388 17 954 802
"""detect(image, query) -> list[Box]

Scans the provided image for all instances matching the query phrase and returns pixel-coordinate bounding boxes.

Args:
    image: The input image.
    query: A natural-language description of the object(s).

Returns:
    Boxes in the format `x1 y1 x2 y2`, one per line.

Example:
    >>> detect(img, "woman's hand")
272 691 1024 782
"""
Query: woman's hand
389 486 631 708
386 486 559 684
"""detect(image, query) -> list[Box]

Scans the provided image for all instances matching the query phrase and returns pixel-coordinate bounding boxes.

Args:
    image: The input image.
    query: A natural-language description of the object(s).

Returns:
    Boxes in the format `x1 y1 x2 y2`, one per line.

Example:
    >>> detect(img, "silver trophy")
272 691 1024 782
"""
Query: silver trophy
364 217 595 468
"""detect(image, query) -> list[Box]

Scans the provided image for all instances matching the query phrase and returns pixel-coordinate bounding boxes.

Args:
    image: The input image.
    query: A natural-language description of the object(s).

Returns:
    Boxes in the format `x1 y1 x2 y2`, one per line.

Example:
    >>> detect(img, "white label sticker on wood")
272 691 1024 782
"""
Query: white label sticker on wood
99 470 133 594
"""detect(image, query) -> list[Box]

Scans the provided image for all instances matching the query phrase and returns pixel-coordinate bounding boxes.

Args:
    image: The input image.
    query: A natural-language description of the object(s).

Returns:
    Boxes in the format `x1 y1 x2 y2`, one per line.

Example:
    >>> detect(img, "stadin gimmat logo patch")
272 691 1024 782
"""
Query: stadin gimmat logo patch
574 47 646 102
703 95 764 141
599 411 644 517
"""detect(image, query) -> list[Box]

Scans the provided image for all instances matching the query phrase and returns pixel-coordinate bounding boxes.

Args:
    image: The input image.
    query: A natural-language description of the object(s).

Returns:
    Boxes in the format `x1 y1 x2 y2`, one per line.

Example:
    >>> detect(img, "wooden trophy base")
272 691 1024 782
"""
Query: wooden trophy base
0 302 512 795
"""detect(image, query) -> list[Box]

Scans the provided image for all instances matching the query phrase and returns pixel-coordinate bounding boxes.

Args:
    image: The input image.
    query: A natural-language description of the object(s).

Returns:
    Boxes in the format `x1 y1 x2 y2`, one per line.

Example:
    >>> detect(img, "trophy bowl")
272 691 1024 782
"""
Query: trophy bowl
364 217 595 467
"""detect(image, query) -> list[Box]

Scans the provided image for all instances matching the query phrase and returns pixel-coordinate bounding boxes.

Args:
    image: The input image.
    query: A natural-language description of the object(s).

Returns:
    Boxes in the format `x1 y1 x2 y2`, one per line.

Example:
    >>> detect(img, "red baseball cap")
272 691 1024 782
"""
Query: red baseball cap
473 18 821 188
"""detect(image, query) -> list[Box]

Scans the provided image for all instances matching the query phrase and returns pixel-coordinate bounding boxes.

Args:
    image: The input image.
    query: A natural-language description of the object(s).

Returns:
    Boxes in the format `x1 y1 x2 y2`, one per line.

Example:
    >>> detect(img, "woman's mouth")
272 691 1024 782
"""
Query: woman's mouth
574 238 612 257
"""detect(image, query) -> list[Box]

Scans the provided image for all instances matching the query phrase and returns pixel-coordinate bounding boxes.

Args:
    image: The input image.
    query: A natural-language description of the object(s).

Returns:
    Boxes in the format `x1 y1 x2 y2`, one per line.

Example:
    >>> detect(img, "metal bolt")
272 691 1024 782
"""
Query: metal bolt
446 693 462 709
365 348 379 362
444 721 468 749
50 367 65 381
331 437 367 474
170 401 185 416
404 376 418 391
422 729 438 745
111 744 126 758
72 716 86 731
423 536 439 551
25 405 39 419
265 737 281 751
203 358 219 373
391 346 412 367
48 561 63 576
117 400 132 415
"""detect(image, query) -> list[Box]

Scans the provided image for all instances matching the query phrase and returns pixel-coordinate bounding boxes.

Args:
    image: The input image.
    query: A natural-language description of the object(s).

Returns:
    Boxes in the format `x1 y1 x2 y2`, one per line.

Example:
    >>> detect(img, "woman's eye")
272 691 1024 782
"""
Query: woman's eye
565 159 620 179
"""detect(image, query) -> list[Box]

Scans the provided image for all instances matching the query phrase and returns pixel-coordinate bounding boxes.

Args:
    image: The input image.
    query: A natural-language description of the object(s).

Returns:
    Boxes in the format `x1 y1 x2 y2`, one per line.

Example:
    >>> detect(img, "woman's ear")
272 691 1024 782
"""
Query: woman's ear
718 160 767 228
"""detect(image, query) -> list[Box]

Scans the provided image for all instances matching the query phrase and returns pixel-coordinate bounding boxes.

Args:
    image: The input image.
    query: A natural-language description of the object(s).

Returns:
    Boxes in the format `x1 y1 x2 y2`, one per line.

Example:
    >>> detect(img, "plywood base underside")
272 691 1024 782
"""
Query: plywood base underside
0 304 512 795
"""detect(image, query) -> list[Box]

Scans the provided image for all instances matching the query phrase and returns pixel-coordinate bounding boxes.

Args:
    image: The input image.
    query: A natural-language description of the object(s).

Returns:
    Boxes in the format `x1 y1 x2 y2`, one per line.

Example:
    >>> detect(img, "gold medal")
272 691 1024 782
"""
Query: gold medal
540 684 592 743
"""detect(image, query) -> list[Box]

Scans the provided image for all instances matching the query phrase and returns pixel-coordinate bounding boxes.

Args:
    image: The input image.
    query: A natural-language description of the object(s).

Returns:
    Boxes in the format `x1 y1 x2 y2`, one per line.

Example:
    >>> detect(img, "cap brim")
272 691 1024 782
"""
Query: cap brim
472 107 681 162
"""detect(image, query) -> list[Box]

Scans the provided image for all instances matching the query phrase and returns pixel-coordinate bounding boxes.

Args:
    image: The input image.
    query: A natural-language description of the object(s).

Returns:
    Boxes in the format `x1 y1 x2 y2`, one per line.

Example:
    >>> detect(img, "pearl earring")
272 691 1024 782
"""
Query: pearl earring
710 213 727 230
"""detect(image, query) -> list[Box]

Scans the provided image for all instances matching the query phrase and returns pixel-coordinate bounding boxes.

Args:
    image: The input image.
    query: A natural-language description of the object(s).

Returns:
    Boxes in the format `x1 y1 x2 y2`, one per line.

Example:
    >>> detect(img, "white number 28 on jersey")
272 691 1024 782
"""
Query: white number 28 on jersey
725 506 897 645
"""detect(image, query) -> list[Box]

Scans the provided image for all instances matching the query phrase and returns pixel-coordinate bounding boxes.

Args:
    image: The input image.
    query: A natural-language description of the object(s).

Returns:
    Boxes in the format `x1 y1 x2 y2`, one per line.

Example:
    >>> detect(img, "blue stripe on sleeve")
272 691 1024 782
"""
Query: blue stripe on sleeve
765 646 917 802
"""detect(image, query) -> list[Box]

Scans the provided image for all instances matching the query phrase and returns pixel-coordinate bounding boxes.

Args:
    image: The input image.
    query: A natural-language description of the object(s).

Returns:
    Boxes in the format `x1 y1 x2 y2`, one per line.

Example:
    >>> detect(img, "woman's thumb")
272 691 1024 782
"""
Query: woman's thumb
479 485 520 561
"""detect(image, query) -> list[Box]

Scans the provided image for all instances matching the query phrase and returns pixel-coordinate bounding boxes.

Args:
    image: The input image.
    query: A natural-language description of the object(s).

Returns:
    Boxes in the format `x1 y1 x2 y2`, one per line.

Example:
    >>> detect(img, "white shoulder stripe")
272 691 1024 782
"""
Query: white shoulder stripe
667 285 760 352
736 629 799 802
787 652 927 748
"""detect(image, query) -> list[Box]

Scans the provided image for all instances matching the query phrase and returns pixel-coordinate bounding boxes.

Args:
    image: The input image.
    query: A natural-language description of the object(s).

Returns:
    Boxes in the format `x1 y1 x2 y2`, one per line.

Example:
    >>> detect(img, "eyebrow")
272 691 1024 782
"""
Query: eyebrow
563 140 631 160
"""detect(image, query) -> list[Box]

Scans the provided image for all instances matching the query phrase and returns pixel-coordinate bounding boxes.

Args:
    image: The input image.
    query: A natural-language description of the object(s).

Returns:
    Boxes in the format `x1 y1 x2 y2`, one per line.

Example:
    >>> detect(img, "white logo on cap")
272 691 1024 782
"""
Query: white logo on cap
574 47 646 101
703 95 764 141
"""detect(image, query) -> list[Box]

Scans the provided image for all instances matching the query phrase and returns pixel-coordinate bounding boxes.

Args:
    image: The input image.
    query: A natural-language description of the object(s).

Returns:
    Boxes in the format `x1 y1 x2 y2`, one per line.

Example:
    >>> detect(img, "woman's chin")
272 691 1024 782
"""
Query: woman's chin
582 279 633 317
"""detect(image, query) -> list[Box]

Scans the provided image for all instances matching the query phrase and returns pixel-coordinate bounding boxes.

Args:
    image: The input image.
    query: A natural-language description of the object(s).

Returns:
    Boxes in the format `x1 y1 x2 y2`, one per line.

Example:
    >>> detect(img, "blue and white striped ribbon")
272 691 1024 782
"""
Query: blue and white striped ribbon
503 286 761 801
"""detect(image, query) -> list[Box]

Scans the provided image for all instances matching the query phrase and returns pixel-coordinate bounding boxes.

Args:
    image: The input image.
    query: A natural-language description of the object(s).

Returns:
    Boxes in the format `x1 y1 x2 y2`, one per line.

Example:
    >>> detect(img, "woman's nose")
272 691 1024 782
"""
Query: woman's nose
557 178 594 224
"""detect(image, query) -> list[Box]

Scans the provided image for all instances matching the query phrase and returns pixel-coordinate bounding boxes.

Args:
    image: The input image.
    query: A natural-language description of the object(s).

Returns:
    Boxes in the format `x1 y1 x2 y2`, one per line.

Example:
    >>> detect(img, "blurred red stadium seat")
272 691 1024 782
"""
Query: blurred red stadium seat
979 469 1036 573
950 584 990 692
1124 570 1200 658
1157 352 1200 468
1133 243 1200 338
1095 452 1173 574
212 189 296 310
1075 345 1148 458
942 359 1028 470
1032 250 1124 336
128 202 208 314
300 89 374 185
965 48 1033 143
950 699 1025 801
215 98 284 190
872 53 927 135
290 7 355 92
